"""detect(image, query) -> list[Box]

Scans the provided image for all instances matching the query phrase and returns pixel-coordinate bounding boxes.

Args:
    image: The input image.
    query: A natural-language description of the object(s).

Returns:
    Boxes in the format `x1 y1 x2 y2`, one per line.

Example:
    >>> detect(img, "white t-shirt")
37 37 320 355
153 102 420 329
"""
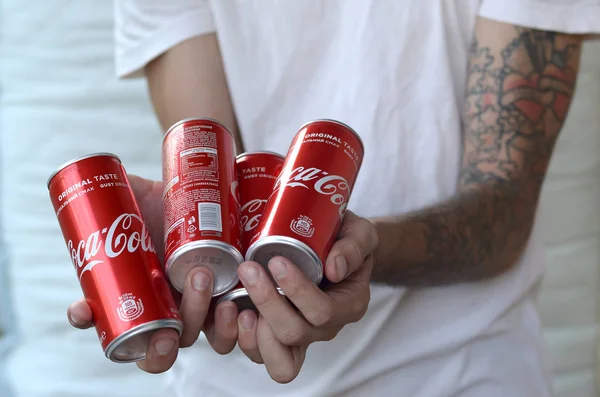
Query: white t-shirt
115 1 600 396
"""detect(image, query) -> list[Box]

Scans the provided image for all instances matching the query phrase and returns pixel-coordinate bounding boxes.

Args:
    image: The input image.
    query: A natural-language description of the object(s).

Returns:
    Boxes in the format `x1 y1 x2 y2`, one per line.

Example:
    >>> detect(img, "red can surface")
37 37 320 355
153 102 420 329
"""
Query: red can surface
236 151 286 253
246 120 364 284
163 118 243 296
215 151 285 310
47 153 182 363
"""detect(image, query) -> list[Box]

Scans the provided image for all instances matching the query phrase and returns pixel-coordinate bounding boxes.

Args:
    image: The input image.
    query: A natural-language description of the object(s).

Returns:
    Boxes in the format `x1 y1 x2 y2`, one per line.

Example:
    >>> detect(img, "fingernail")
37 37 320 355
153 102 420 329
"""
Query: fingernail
240 313 256 330
269 259 287 280
154 338 175 356
193 271 210 291
220 305 236 323
335 256 348 280
240 264 260 286
69 312 85 326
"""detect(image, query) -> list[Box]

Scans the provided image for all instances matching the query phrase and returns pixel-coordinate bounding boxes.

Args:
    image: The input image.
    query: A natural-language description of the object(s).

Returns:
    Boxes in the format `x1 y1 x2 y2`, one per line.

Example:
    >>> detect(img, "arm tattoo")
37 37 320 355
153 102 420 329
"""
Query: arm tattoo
463 30 578 186
373 27 581 286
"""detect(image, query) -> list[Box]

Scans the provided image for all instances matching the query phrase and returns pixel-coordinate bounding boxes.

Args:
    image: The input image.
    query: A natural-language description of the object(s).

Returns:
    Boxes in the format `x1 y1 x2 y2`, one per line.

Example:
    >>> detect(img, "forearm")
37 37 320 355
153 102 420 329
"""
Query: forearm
371 184 532 286
145 34 244 151
370 18 583 287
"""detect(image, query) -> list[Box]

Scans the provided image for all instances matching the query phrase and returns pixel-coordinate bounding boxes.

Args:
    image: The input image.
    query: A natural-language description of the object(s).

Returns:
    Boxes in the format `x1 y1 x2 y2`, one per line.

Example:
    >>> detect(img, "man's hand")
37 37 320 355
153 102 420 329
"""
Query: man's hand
234 211 378 383
66 175 240 373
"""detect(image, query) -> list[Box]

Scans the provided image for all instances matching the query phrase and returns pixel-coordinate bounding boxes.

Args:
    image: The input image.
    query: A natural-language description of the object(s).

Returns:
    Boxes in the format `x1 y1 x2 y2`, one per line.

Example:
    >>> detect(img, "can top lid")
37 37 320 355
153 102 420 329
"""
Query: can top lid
298 119 365 154
46 152 121 189
163 117 235 143
235 150 285 161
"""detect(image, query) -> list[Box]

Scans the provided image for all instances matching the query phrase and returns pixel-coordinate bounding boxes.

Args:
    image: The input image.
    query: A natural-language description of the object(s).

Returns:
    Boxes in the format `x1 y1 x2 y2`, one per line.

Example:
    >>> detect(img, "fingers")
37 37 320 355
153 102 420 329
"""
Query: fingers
204 301 238 355
268 257 336 331
136 328 179 374
326 211 378 283
178 268 214 348
237 309 263 364
239 261 317 346
257 316 305 384
67 299 93 329
322 254 373 325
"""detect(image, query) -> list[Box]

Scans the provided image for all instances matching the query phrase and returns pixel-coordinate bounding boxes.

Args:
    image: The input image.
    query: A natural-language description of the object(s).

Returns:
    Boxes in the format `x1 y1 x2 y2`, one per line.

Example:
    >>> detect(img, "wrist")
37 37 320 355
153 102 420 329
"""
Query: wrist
368 215 427 283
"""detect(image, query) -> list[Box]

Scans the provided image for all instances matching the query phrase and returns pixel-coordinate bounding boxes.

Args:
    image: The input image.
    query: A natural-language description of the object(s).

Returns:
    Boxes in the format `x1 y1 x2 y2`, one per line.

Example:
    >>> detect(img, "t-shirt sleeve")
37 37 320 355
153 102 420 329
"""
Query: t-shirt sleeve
114 0 216 78
479 0 600 36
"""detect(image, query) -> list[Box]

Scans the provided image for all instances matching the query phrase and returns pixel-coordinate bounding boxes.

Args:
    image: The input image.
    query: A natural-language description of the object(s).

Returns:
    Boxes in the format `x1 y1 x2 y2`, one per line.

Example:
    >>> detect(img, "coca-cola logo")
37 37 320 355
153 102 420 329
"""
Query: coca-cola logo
240 198 267 232
67 213 155 279
272 166 350 217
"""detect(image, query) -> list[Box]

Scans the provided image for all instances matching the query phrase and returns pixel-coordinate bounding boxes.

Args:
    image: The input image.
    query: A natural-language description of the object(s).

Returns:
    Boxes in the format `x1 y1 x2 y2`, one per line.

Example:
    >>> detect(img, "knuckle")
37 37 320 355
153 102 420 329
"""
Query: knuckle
320 328 340 342
353 303 368 323
351 294 370 323
249 289 274 308
347 239 364 264
307 305 334 328
277 281 302 301
278 324 309 346
369 226 379 249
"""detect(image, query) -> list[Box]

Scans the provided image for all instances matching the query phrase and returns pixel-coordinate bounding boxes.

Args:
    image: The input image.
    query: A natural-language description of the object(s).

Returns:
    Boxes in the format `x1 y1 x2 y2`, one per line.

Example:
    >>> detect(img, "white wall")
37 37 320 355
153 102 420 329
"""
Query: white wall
0 1 168 396
538 41 600 397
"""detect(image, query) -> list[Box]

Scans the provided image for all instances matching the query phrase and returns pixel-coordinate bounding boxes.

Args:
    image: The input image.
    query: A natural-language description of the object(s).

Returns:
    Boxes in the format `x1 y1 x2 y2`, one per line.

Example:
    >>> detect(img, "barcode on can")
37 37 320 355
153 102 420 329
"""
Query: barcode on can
198 203 223 232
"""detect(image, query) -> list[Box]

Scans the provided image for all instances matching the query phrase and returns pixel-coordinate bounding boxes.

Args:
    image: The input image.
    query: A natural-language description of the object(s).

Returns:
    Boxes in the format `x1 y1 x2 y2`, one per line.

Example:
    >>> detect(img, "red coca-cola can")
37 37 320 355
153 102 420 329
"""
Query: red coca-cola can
246 119 364 284
47 153 182 363
237 151 286 253
215 151 285 309
162 118 243 296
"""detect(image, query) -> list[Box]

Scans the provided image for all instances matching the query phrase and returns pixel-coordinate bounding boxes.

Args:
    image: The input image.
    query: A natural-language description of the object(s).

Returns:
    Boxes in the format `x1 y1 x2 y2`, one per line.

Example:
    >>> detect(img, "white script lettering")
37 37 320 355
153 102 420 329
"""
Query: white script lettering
272 167 350 217
67 213 155 279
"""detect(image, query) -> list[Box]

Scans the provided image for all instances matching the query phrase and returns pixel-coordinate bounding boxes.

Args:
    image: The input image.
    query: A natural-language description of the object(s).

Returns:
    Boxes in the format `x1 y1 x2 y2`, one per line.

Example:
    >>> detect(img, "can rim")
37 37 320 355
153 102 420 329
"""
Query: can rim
298 119 365 154
245 235 323 285
46 152 121 190
163 117 235 143
235 150 285 161
105 318 183 363
217 286 285 305
165 239 243 296
217 287 249 304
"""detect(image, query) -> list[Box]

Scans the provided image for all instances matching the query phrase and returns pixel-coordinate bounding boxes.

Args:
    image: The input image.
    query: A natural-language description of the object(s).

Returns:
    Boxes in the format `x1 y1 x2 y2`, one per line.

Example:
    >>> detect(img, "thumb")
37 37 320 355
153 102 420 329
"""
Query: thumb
325 211 378 283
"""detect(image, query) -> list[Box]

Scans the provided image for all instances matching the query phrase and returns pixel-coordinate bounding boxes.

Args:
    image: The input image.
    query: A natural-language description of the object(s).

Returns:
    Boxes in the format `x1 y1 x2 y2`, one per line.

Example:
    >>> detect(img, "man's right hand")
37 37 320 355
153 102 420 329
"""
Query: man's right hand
66 175 240 373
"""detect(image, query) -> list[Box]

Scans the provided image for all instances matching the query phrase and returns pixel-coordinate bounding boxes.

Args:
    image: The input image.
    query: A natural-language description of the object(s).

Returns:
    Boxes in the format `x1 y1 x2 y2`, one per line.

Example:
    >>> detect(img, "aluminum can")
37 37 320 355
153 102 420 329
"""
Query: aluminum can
236 151 286 253
163 118 243 296
47 153 182 363
246 120 364 284
215 151 285 310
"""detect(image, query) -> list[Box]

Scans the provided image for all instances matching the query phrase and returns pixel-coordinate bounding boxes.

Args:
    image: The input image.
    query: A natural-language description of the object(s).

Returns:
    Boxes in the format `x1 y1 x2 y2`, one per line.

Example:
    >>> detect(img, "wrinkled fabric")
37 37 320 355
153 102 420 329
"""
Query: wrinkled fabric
113 1 600 396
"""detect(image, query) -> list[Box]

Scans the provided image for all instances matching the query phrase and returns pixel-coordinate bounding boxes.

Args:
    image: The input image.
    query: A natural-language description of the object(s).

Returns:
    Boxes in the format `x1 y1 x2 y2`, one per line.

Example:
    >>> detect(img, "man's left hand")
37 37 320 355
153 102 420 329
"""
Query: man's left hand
234 211 378 383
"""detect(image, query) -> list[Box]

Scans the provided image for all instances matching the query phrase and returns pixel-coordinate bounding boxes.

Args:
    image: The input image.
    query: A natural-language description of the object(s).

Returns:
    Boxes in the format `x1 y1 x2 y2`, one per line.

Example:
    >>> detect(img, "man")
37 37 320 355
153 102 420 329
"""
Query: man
67 1 599 395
